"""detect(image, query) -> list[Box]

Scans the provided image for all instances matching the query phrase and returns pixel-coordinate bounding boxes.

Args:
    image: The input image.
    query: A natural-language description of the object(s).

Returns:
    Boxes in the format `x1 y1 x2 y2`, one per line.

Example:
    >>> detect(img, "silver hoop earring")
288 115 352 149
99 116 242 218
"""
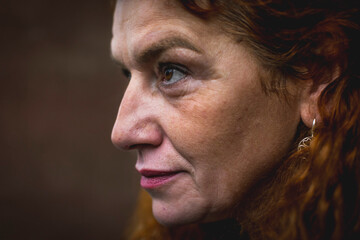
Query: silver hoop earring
298 119 316 150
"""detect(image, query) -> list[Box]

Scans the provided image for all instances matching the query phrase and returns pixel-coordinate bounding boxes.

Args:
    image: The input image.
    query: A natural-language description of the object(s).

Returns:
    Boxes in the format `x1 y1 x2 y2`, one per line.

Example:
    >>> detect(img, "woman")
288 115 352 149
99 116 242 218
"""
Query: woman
111 0 360 239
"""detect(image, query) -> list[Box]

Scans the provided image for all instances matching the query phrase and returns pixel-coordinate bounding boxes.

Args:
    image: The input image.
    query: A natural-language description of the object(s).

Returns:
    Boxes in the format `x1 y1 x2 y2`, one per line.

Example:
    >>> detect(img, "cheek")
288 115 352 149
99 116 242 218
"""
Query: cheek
164 99 255 214
165 93 249 167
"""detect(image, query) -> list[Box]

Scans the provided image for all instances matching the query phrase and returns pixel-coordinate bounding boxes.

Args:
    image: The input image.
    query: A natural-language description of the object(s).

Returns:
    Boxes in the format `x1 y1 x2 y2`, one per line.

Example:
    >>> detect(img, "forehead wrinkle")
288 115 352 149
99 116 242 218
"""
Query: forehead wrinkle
134 36 203 66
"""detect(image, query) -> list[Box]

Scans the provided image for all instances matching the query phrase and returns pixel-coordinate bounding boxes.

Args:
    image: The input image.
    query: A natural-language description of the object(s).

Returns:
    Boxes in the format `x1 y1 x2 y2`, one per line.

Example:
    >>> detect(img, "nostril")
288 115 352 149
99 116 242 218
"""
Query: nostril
112 143 136 151
128 143 155 150
127 144 137 150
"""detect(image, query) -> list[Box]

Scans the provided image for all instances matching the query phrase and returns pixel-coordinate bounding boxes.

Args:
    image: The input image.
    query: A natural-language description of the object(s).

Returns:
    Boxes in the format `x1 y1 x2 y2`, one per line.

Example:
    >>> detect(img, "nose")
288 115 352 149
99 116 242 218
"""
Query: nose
111 77 163 151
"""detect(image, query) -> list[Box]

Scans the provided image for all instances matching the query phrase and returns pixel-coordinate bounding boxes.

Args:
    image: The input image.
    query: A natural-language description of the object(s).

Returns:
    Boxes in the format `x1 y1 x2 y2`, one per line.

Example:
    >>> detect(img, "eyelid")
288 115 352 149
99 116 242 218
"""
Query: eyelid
158 62 189 75
156 62 191 95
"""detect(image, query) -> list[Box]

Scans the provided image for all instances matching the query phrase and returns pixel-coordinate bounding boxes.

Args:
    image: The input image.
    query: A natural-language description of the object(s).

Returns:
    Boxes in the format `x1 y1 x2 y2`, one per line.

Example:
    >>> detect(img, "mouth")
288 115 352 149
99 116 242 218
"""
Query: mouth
138 169 183 189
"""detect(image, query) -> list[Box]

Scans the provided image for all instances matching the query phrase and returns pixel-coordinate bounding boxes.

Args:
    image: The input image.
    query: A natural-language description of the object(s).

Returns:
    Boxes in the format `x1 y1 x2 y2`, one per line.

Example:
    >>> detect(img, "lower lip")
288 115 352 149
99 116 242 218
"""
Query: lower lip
140 172 181 189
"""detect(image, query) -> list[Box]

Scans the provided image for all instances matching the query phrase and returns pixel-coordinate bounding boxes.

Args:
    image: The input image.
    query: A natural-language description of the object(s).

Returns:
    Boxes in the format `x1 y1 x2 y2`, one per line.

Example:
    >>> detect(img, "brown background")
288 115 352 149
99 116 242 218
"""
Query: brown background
0 1 140 239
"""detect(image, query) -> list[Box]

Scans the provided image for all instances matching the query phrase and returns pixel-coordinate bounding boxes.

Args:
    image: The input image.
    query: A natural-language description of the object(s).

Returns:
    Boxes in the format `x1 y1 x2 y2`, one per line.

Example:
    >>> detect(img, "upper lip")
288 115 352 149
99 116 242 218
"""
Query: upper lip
138 169 182 177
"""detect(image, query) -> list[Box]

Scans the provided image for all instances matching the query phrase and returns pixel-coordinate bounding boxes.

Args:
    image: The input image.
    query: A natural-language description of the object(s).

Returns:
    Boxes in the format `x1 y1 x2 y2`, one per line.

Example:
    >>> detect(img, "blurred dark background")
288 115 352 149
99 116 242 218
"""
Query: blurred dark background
0 1 140 239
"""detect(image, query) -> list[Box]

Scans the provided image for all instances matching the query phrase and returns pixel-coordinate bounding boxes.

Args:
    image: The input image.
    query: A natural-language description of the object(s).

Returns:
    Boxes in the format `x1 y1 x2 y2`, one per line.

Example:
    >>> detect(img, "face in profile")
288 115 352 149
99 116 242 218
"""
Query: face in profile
111 0 302 226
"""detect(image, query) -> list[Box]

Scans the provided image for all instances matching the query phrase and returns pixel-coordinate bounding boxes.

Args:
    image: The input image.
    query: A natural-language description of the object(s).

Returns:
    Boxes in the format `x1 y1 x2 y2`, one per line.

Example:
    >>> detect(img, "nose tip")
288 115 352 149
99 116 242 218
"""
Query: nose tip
111 126 131 150
111 119 163 151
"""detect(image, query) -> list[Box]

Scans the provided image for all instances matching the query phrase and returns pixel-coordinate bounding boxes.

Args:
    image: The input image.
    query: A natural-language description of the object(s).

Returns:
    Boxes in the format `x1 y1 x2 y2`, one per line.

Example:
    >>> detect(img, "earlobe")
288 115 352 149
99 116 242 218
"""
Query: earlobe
299 64 340 128
299 82 328 128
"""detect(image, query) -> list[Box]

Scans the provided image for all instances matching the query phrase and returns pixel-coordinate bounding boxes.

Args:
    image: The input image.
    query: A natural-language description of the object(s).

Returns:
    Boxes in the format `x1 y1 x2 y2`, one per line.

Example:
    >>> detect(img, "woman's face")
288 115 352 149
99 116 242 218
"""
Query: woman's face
111 0 301 226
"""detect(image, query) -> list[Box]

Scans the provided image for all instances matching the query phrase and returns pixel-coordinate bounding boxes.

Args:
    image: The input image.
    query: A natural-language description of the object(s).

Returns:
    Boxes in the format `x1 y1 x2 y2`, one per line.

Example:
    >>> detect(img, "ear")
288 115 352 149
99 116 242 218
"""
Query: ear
299 81 328 128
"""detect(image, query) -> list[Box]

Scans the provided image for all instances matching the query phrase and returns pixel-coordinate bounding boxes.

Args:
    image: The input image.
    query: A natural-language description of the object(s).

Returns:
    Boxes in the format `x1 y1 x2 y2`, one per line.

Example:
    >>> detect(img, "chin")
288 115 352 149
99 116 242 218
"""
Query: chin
151 199 208 227
152 205 200 227
153 214 188 227
151 198 230 227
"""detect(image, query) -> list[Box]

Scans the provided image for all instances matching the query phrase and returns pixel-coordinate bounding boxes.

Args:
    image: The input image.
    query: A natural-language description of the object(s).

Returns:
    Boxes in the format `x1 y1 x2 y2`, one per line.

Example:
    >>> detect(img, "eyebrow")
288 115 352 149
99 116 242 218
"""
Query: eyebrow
111 36 203 69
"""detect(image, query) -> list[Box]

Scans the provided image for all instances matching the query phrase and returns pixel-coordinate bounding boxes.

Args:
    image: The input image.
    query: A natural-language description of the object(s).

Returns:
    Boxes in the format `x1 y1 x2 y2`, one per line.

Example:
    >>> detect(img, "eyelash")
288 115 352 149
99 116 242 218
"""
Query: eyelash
122 69 131 80
121 62 190 86
157 62 189 86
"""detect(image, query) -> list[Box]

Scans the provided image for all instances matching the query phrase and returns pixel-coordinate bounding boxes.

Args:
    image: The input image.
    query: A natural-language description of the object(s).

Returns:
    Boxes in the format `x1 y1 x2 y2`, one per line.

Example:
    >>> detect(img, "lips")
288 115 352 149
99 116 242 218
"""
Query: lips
139 169 182 189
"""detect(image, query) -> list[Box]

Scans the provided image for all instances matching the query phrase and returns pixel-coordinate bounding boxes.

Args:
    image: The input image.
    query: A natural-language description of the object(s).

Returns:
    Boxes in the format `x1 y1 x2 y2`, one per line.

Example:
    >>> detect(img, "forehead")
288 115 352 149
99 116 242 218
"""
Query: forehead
114 0 181 22
111 0 221 64
112 0 193 40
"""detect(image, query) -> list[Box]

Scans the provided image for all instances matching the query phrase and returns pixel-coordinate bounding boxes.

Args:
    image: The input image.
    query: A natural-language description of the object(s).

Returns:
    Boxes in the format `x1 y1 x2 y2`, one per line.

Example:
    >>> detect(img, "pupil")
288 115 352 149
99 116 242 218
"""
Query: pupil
165 69 173 81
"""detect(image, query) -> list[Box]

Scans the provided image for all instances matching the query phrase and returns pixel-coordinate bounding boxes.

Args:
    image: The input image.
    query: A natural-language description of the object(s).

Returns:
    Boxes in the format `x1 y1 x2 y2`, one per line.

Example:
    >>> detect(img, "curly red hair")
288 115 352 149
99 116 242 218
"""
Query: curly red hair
124 0 360 239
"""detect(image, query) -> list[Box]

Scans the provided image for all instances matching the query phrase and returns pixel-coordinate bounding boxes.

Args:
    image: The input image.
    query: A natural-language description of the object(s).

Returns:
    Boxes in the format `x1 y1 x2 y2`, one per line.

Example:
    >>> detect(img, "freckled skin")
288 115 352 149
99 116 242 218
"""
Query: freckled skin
111 0 303 226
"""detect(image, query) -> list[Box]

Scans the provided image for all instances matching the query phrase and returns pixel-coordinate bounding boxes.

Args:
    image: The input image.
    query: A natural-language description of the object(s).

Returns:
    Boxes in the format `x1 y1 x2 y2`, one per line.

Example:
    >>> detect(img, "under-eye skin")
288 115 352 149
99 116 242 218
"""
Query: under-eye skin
158 62 188 87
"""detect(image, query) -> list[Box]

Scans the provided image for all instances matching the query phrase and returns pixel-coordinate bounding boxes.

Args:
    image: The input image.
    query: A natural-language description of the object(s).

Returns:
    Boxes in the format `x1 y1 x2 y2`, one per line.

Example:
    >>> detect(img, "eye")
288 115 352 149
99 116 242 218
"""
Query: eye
122 68 131 80
159 64 187 86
